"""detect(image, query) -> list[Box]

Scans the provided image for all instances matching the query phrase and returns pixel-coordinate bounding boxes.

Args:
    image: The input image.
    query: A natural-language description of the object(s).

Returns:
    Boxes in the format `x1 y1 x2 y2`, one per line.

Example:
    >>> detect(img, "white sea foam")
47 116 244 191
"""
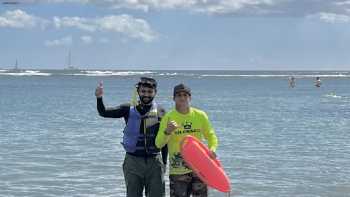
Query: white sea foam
0 70 51 76
158 72 196 77
325 93 342 99
158 72 178 76
69 70 155 76
0 70 349 78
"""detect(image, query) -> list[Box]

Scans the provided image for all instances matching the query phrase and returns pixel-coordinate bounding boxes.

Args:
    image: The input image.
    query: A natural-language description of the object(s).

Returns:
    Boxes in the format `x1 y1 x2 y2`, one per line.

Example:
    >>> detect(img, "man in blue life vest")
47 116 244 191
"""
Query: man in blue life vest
95 77 168 197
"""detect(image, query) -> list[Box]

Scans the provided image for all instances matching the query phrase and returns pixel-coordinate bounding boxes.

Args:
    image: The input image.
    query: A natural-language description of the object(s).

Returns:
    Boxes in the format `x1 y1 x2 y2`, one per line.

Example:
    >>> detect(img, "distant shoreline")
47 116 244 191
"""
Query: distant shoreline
0 68 350 72
1 69 350 78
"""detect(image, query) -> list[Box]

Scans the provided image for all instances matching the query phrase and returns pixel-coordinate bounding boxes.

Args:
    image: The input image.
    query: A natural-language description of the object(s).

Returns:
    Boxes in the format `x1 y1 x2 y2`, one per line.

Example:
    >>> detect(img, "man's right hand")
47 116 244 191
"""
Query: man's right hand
95 81 104 98
165 120 178 135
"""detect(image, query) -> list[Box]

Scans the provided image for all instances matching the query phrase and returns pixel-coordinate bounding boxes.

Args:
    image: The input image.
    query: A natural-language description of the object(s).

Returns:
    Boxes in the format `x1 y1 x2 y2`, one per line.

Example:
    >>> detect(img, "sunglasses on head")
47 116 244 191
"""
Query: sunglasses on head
138 77 157 88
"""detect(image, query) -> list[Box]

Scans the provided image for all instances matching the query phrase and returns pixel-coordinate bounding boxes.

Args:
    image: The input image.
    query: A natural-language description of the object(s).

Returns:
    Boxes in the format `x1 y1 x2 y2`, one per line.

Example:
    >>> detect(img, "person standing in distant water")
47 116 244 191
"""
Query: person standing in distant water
95 77 168 197
315 76 322 87
156 83 218 197
289 76 296 88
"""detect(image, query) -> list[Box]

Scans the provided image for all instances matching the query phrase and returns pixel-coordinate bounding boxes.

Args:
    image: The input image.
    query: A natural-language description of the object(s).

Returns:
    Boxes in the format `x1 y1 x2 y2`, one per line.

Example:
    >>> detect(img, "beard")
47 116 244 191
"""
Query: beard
139 96 154 105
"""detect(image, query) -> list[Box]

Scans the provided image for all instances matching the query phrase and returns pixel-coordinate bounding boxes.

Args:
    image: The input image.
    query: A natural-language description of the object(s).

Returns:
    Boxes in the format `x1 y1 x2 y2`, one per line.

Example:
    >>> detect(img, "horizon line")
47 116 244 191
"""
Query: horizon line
0 67 350 72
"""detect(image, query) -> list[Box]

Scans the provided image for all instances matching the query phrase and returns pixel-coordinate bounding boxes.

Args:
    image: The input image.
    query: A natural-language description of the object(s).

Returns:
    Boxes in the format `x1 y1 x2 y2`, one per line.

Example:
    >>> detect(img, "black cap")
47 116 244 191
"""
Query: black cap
173 83 191 97
136 77 157 89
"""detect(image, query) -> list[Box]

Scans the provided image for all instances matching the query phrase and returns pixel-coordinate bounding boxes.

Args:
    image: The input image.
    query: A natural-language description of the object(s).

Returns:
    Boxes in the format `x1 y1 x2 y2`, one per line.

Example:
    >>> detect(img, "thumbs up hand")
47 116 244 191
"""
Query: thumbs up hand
95 81 104 98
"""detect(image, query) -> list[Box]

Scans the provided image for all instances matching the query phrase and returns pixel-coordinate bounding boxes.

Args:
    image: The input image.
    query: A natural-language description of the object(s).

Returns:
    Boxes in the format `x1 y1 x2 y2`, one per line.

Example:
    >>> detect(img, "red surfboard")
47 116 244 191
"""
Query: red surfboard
180 135 231 193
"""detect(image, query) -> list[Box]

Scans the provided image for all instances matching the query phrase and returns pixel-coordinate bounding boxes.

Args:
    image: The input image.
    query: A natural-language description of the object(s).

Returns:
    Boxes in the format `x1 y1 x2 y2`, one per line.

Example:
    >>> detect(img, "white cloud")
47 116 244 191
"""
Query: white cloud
27 0 281 15
45 36 72 47
335 0 350 6
308 12 350 24
3 0 80 3
194 0 276 15
97 15 157 42
2 0 349 19
54 14 158 42
80 35 93 44
22 0 350 17
108 0 197 11
0 9 48 29
319 12 350 23
53 16 97 31
0 8 157 42
16 0 194 11
71 0 276 14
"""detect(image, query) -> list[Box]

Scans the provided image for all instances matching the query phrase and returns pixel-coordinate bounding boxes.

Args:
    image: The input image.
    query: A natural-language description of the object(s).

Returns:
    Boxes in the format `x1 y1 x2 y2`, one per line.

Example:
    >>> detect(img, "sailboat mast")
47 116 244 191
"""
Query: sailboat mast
64 49 78 70
15 59 18 70
68 50 71 67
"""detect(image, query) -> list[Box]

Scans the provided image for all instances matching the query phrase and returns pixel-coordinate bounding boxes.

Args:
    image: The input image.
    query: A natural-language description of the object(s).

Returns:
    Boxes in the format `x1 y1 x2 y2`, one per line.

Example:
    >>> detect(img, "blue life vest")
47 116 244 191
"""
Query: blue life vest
121 102 161 154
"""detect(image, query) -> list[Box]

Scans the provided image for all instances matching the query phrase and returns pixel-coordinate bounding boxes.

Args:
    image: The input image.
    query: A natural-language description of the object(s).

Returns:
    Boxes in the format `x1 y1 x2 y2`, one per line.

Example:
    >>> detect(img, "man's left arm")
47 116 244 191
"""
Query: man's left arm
201 112 218 152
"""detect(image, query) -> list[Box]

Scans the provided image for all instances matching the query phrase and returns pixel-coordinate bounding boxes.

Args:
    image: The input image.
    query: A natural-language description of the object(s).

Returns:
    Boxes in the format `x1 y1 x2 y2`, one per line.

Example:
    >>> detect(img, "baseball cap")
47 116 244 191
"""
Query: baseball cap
173 83 191 97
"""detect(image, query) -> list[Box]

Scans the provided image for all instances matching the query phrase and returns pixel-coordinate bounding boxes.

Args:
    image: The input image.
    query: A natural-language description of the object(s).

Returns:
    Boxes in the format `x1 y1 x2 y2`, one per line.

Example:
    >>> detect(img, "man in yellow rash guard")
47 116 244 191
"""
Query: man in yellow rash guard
156 83 218 197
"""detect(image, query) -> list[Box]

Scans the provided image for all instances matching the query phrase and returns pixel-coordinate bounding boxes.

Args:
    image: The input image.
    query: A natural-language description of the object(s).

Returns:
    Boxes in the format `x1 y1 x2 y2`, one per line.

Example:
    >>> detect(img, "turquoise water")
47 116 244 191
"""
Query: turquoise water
1 70 350 197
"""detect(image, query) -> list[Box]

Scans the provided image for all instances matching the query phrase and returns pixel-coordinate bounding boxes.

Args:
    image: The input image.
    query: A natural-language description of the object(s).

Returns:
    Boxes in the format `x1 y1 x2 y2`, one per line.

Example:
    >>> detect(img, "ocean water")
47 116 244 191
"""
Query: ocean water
1 70 350 197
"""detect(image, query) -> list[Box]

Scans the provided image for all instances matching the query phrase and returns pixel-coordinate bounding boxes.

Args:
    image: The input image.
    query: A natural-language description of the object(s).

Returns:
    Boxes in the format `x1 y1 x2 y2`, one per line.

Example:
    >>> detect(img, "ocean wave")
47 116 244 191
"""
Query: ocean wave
295 74 350 78
199 74 350 78
324 93 342 99
68 70 155 76
0 70 51 76
158 72 197 77
1 70 349 78
158 72 179 76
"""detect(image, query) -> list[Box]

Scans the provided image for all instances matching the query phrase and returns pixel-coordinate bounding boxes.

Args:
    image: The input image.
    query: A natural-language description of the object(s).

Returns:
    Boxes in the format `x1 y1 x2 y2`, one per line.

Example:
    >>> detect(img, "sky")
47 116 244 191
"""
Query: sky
1 0 350 70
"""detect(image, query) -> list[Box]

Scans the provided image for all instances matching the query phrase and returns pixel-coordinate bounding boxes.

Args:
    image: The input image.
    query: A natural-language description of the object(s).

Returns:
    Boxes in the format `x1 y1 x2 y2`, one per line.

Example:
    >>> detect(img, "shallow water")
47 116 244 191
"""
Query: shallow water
1 70 349 196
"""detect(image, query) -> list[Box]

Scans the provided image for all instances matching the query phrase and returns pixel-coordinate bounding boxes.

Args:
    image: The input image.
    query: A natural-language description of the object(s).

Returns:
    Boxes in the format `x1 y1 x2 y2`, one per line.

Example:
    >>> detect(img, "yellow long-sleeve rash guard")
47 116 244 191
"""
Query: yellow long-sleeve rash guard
155 107 218 175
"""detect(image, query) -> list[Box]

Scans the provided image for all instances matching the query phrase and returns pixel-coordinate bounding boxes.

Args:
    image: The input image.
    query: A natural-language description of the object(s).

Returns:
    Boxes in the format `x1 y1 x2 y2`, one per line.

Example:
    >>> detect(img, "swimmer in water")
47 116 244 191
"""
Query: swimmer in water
289 76 296 88
315 77 321 87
